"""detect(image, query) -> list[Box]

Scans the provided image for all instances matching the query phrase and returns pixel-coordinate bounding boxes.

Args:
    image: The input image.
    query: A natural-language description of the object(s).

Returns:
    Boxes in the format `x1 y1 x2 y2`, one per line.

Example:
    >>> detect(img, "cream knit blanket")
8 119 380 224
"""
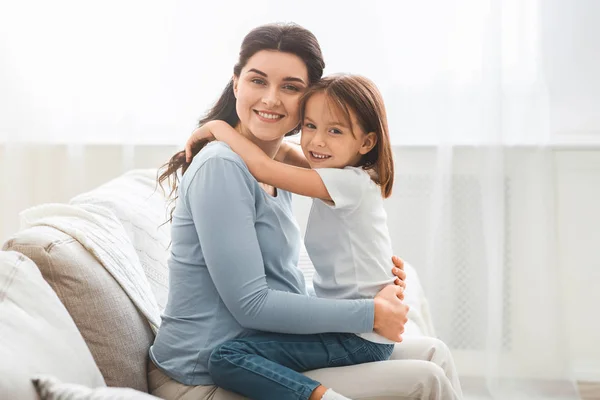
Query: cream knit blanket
20 203 161 332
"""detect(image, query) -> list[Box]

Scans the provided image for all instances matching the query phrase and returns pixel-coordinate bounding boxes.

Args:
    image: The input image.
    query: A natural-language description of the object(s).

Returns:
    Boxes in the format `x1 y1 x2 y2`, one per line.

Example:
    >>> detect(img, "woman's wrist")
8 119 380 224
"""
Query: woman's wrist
372 296 383 332
353 298 375 333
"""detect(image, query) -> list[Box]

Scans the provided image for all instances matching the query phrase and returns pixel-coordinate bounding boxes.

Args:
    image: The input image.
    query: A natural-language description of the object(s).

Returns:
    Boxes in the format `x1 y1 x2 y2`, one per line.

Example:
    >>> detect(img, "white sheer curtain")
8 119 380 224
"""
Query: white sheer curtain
0 1 586 398
0 0 563 146
379 1 580 398
380 1 580 398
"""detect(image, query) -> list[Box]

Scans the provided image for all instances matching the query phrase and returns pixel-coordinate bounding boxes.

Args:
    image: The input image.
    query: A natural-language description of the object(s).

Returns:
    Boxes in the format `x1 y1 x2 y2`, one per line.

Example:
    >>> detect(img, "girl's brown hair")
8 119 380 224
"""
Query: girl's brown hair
157 23 325 222
300 74 394 198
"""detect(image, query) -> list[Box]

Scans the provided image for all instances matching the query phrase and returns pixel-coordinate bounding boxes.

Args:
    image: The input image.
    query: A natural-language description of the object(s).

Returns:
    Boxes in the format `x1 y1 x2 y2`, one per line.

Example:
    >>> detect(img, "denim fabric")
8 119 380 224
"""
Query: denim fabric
208 332 394 400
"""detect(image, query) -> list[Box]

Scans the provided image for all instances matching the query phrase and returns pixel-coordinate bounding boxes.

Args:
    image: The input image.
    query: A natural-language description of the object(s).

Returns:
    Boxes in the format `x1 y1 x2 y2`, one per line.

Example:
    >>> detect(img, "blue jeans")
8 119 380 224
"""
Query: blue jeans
208 332 394 400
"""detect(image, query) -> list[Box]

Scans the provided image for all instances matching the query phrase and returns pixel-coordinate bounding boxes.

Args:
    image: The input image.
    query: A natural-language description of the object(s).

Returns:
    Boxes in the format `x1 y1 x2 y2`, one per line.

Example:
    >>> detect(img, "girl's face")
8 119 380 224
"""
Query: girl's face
300 92 376 169
233 50 308 142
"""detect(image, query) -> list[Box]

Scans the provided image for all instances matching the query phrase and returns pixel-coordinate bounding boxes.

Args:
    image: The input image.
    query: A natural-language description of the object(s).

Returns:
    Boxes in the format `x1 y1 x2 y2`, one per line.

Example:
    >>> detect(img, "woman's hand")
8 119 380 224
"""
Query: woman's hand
391 256 407 299
373 285 409 342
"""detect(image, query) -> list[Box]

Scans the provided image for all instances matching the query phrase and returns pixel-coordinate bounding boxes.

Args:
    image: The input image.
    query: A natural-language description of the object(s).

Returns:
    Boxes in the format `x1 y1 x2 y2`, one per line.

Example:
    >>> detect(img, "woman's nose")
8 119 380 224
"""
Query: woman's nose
262 88 281 108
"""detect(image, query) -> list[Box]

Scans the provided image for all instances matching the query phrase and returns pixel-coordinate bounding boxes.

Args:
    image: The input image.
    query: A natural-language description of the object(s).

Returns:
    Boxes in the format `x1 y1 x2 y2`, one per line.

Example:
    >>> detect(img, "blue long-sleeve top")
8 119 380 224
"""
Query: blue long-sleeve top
149 142 375 385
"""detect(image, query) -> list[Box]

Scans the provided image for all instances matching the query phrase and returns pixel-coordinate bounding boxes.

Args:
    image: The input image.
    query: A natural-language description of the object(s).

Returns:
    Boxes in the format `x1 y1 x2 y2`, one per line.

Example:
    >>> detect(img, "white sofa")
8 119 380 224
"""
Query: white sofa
0 169 434 399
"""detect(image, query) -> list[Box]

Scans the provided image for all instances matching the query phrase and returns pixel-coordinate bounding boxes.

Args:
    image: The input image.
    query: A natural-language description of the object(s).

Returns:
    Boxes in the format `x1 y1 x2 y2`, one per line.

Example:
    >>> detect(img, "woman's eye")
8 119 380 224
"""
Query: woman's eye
251 78 266 85
282 84 300 92
304 123 316 130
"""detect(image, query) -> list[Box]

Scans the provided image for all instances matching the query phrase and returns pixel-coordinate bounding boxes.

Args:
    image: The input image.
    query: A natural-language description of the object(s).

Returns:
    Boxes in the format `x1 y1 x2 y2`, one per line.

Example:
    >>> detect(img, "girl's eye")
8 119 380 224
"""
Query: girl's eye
251 78 266 85
304 123 316 130
282 84 300 92
329 128 342 135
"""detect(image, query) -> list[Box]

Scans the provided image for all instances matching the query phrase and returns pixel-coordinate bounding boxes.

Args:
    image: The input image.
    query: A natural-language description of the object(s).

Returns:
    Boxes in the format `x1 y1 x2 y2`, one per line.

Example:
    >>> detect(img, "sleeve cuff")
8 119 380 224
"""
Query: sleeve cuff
362 299 375 333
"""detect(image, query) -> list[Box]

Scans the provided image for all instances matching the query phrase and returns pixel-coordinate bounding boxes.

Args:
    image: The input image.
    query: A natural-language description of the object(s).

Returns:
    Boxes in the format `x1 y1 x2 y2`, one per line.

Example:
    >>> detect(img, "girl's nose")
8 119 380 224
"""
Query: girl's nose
311 130 327 147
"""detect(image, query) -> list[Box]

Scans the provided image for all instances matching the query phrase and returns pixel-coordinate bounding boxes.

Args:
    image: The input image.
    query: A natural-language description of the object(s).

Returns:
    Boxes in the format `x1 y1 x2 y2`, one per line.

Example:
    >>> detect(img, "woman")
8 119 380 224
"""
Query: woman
152 23 462 400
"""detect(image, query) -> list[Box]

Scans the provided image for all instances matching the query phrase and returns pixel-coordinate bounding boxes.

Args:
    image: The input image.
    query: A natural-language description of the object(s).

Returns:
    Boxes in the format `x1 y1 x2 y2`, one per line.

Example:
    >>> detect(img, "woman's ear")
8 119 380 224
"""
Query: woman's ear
359 132 378 155
232 75 239 98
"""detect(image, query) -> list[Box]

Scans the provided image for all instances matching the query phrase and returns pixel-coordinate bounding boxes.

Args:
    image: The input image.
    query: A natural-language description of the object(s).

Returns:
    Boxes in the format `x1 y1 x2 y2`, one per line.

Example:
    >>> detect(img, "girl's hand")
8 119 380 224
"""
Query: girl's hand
373 285 409 342
185 124 216 163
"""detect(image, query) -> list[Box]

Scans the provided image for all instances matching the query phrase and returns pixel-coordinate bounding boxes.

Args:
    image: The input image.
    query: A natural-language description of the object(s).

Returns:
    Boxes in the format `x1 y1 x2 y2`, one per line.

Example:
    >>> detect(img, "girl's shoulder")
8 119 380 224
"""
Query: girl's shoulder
338 166 377 187
315 166 375 192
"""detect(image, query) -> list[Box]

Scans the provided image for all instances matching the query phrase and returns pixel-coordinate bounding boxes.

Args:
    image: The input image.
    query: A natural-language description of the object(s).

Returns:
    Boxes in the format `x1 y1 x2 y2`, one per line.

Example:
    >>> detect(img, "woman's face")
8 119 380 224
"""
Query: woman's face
233 50 309 142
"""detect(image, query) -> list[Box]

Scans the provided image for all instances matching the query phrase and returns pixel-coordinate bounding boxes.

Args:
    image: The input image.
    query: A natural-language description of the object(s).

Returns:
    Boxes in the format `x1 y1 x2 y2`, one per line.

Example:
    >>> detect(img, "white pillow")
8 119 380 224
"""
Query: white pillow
32 375 160 400
0 251 105 400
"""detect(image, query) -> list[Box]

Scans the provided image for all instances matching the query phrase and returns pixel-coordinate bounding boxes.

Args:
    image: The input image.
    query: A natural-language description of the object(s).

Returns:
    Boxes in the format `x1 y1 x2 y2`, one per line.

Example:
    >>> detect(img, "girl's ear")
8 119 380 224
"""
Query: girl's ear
359 132 378 155
232 75 239 98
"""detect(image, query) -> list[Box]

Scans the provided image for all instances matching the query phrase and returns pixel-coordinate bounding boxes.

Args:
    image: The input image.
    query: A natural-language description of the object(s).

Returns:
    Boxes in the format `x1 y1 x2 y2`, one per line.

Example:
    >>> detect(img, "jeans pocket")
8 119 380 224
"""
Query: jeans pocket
329 354 353 368
324 334 393 367
363 342 394 362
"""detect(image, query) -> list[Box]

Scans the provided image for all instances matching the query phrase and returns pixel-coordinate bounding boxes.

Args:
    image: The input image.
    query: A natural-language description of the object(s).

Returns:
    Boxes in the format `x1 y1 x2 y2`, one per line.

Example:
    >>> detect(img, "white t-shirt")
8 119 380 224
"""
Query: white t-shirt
305 166 396 344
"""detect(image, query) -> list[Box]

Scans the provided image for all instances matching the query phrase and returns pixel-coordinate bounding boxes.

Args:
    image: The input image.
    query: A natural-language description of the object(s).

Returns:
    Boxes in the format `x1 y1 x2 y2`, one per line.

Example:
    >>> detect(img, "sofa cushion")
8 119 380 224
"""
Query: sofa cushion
33 375 160 400
0 251 105 399
3 227 154 393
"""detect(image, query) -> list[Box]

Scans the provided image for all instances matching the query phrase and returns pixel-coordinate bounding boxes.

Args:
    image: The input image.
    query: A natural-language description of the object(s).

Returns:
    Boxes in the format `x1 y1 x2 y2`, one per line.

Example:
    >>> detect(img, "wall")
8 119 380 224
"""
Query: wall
555 151 600 381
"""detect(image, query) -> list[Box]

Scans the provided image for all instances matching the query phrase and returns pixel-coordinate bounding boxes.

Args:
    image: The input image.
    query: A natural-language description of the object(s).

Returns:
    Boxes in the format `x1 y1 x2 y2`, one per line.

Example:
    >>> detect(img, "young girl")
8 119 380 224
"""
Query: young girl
185 75 447 400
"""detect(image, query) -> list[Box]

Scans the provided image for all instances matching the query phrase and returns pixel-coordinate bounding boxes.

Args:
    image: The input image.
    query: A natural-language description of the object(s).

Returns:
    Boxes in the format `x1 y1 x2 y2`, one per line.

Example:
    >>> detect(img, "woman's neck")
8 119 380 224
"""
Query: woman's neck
234 123 283 159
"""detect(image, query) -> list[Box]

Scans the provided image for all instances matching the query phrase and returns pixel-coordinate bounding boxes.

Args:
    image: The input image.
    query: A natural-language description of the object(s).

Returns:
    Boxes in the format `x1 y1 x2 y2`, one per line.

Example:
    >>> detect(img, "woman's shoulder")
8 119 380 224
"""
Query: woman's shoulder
182 142 253 187
188 142 250 174
193 141 247 167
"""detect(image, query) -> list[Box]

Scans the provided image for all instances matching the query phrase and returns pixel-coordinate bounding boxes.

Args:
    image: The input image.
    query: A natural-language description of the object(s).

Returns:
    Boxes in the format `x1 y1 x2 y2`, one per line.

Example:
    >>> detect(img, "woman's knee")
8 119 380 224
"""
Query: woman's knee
392 336 451 361
413 361 448 390
413 337 452 362
426 337 453 368
432 337 450 350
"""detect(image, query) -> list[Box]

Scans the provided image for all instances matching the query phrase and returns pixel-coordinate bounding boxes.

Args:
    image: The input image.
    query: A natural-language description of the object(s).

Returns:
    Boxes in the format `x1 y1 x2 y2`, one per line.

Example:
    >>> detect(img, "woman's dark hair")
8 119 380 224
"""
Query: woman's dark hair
157 23 325 222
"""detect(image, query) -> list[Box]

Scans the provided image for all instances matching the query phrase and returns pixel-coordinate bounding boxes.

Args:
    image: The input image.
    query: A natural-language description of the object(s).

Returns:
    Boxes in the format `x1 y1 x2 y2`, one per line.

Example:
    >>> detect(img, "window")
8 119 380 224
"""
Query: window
1 0 598 145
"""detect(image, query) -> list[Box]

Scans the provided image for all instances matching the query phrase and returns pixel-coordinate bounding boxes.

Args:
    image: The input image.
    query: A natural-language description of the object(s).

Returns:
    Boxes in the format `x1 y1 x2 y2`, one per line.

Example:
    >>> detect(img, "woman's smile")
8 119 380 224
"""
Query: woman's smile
254 109 284 122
